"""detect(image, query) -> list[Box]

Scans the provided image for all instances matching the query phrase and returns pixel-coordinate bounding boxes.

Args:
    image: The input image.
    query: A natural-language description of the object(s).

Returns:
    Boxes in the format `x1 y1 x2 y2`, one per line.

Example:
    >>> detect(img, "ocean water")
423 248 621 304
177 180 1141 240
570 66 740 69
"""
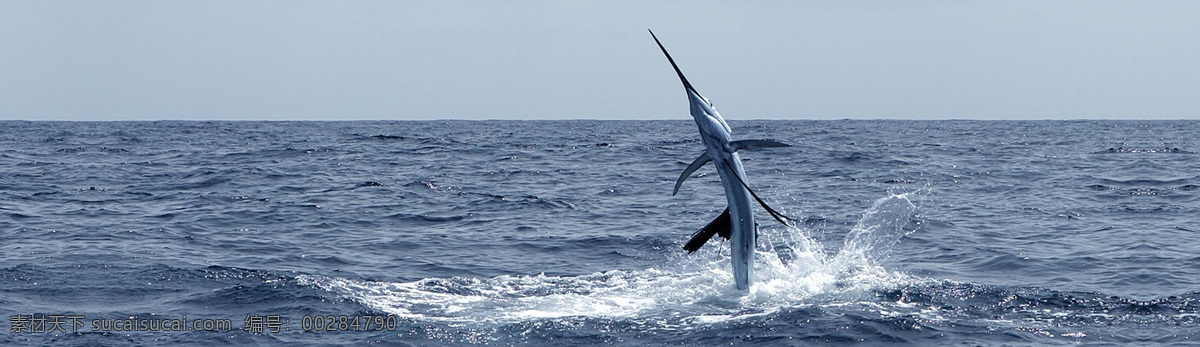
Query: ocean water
1 120 1198 345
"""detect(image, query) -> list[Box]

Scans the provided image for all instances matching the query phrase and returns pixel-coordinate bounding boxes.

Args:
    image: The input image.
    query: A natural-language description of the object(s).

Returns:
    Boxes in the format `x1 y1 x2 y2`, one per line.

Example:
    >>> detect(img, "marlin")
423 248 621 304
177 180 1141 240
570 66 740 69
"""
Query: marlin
650 30 795 290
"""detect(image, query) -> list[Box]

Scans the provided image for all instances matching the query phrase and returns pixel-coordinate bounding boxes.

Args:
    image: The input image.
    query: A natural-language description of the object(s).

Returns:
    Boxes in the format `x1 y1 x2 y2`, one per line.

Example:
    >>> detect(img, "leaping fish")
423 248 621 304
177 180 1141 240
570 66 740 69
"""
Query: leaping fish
650 30 795 290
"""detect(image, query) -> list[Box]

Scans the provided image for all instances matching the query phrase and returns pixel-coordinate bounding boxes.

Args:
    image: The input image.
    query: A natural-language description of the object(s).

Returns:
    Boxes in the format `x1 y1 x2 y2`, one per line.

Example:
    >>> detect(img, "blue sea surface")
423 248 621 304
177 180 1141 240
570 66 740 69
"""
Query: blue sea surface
1 120 1198 345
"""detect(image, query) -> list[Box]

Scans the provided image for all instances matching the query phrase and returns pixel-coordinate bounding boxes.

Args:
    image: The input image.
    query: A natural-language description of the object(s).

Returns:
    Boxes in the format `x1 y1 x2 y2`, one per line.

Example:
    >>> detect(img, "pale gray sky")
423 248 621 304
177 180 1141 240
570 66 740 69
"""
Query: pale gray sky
1 1 1197 120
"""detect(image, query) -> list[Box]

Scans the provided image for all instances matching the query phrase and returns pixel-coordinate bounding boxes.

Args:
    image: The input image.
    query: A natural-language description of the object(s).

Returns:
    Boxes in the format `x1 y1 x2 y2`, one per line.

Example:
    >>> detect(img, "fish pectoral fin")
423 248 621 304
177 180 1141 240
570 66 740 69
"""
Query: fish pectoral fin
673 152 711 196
730 139 791 152
683 207 732 253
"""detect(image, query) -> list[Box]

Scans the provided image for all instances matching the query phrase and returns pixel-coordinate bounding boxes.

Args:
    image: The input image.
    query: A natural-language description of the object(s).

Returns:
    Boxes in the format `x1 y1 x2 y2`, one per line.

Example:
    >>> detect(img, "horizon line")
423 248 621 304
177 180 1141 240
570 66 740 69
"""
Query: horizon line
0 117 1197 122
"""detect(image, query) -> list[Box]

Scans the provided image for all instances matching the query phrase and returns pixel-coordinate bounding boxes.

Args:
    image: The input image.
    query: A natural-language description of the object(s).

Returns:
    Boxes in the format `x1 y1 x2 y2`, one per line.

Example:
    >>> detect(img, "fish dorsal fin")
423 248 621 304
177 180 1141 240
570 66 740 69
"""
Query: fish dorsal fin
683 207 732 253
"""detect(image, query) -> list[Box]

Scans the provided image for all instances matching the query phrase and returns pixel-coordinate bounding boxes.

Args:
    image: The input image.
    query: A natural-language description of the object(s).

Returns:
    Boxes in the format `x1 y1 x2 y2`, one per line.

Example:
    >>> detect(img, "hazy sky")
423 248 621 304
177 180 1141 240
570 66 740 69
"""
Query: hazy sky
2 1 1197 120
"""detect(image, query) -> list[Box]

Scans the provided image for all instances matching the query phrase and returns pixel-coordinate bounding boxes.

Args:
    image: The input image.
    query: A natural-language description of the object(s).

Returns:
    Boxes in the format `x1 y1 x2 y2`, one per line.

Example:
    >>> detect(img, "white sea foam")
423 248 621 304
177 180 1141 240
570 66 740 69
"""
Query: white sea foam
297 192 923 325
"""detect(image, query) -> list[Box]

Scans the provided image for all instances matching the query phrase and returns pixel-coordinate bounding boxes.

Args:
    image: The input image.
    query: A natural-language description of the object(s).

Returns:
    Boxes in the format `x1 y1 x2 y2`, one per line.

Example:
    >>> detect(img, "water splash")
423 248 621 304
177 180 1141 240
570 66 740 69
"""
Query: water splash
834 191 922 267
298 192 923 325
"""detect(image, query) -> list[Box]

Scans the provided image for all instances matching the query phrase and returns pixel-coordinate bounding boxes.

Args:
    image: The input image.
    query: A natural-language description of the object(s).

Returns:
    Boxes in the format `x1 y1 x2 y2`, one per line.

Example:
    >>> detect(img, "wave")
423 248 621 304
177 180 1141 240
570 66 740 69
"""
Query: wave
299 192 922 325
